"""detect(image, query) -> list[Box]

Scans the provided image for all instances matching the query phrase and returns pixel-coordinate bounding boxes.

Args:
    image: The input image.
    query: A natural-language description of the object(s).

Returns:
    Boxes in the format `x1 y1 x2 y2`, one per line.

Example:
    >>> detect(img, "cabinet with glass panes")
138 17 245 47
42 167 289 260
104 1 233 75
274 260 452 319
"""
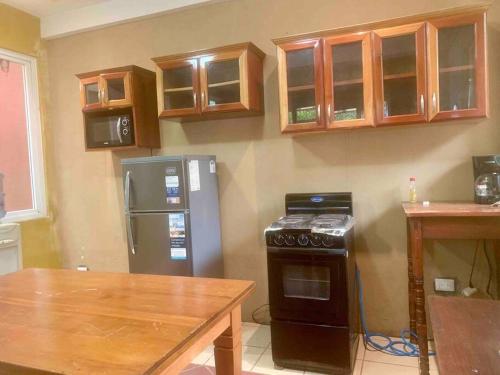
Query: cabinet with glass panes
79 70 132 111
76 65 160 151
153 43 265 121
276 39 324 132
323 32 374 128
273 6 488 134
427 12 487 121
373 23 427 125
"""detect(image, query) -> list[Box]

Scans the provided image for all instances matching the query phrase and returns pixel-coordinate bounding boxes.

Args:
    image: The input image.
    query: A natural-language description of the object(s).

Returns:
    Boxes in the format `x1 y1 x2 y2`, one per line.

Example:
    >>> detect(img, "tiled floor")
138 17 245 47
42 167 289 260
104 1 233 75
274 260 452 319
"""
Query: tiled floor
184 323 438 375
184 323 440 375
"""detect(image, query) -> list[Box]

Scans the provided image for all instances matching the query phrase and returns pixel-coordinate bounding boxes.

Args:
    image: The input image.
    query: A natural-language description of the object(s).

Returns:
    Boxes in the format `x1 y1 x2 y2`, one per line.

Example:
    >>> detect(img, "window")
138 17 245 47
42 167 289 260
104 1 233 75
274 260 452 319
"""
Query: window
0 48 46 222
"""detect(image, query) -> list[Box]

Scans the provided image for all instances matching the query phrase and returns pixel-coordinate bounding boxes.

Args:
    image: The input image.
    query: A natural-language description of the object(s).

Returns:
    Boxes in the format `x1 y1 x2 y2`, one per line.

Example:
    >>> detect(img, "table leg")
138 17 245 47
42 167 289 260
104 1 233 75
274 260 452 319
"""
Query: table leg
214 305 242 375
409 218 429 375
407 219 416 344
494 240 500 299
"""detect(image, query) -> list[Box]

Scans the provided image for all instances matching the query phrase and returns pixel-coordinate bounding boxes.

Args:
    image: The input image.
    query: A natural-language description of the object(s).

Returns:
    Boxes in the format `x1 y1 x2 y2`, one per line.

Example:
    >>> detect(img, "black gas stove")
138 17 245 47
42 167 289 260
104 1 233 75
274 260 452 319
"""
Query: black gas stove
265 193 358 374
265 213 354 249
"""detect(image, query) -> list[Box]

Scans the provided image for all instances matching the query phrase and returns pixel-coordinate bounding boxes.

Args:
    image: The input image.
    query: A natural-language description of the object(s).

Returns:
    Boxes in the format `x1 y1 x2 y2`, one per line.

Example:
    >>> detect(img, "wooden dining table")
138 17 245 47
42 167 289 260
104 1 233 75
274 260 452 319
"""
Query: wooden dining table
0 268 255 374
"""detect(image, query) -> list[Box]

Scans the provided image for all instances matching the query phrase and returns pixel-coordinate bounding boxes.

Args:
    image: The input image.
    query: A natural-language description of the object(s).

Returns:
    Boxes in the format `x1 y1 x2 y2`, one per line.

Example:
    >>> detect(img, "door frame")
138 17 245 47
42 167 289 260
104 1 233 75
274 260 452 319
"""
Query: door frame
427 12 488 121
373 22 428 125
323 32 374 129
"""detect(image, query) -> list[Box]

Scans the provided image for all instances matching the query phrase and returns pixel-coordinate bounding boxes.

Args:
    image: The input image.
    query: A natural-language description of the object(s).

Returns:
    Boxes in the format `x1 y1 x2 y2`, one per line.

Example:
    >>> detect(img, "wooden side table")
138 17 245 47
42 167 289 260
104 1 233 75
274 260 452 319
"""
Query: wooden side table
429 295 500 375
403 202 500 375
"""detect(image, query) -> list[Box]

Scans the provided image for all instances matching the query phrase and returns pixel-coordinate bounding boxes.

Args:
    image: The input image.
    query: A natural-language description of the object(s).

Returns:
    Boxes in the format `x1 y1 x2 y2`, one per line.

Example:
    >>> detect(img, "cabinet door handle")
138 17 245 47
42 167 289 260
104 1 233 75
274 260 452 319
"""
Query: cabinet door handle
317 104 321 122
432 92 437 113
193 92 197 108
327 104 332 122
97 88 101 104
201 91 206 106
420 94 425 114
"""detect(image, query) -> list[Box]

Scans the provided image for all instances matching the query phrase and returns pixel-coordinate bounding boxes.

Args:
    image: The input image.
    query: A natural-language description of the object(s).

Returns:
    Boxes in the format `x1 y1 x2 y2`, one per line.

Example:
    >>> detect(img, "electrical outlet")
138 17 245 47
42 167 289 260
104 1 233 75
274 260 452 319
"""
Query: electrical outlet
434 278 456 293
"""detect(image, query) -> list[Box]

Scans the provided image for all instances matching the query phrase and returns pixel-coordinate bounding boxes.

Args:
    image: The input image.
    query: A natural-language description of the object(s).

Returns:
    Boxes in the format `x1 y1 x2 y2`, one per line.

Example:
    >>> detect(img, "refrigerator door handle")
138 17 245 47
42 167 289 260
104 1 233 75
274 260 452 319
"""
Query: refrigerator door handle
124 170 131 212
124 171 135 255
126 213 136 255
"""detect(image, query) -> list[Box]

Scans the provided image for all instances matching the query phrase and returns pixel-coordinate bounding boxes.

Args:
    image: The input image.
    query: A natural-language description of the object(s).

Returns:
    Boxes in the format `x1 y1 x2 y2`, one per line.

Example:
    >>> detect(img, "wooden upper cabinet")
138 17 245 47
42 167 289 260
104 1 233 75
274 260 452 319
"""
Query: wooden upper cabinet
200 48 249 112
323 32 374 129
277 39 324 133
76 66 160 151
79 72 132 111
274 6 489 134
80 76 101 111
156 59 200 117
427 12 488 121
101 71 132 108
153 43 265 121
373 23 427 125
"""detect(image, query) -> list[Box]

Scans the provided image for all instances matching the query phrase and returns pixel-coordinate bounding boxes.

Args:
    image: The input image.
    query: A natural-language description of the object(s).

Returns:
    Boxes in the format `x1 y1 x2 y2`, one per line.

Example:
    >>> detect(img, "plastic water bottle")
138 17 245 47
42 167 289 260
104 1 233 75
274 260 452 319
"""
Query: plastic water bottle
409 177 417 203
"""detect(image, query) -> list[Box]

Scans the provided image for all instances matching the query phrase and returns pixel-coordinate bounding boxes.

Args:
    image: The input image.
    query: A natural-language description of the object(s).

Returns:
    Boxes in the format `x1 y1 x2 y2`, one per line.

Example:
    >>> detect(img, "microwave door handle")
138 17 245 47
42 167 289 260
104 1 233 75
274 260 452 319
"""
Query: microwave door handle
124 171 135 255
116 117 123 144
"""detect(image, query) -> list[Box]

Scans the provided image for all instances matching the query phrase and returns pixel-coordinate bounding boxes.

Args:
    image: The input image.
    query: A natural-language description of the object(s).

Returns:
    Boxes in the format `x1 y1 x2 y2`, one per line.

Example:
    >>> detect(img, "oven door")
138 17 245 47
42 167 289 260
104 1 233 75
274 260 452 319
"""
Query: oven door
85 109 134 149
267 249 348 326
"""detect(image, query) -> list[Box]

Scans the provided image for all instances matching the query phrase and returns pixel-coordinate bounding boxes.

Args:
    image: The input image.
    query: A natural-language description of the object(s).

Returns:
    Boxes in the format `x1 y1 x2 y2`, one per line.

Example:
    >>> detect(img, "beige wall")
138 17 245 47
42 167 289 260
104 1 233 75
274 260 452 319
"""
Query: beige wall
0 4 60 268
45 0 499 333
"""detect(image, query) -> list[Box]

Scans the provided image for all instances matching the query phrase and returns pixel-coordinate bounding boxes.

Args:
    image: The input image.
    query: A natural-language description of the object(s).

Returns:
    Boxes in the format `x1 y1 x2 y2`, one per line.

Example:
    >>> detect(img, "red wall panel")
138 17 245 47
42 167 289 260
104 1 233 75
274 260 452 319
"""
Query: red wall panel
0 60 33 212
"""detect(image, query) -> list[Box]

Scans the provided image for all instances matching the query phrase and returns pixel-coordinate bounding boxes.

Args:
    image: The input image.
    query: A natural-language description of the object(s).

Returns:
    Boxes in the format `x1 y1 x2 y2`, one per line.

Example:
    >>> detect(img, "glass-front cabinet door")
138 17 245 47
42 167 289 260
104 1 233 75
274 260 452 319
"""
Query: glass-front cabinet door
277 40 324 132
199 49 248 112
427 13 487 121
101 72 132 108
323 32 374 129
373 23 427 125
80 76 102 111
158 59 199 117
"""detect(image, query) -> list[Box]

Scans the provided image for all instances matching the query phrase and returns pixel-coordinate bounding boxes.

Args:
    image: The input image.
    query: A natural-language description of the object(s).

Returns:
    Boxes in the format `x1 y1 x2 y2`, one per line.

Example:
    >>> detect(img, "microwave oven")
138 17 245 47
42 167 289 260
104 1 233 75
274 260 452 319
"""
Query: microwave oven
85 110 134 149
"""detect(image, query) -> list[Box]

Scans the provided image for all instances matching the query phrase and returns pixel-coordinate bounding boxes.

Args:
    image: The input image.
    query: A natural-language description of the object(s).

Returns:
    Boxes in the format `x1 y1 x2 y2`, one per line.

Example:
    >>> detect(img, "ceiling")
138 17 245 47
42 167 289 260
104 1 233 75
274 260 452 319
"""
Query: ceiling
3 0 226 39
2 0 107 17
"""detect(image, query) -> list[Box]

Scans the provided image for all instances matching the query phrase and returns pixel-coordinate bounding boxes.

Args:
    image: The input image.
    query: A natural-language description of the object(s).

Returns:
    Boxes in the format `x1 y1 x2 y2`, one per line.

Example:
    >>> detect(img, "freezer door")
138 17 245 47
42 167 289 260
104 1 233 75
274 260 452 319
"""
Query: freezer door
123 159 187 211
127 212 192 276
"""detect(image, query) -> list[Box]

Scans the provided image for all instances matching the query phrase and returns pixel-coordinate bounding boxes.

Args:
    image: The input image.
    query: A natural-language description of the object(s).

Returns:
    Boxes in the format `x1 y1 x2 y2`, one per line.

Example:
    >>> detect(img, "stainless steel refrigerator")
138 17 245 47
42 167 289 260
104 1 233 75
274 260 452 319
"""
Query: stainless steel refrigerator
121 155 223 278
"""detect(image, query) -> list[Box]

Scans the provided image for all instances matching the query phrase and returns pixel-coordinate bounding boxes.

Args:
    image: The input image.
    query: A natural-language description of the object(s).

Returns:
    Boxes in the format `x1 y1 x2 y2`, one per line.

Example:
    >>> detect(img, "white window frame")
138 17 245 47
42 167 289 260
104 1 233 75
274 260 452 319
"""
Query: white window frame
0 48 47 222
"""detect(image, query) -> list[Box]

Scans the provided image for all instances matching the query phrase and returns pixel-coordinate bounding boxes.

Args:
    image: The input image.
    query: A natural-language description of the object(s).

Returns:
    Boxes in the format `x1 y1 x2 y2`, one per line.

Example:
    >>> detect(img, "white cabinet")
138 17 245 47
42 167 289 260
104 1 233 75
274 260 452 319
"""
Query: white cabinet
0 223 22 275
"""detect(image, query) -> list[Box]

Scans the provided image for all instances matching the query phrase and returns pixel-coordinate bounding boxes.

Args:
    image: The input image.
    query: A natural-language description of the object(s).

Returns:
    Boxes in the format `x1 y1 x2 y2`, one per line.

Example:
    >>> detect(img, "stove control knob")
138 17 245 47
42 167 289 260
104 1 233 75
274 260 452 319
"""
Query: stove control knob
310 234 322 247
273 234 285 246
322 236 334 248
285 234 296 246
297 233 309 247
